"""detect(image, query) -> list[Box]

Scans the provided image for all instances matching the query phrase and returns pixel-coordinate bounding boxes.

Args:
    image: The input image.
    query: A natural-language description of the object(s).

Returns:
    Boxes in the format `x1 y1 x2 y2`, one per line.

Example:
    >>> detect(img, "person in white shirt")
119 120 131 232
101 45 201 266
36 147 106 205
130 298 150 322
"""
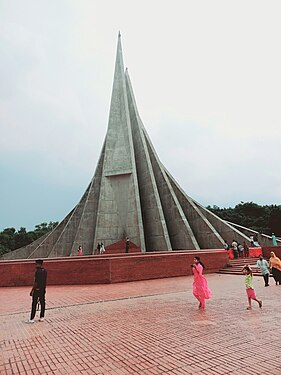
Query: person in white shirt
231 240 238 259
256 254 270 287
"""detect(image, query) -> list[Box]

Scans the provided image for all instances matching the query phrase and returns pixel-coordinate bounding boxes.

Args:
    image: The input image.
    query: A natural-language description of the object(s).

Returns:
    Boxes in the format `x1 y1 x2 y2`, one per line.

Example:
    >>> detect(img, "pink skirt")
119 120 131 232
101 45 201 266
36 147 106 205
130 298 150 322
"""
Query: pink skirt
246 288 256 299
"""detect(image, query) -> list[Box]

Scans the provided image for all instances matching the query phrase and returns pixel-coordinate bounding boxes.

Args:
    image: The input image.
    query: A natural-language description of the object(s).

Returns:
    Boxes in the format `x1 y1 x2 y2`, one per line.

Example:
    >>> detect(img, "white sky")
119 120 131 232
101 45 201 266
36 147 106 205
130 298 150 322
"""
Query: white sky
1 0 281 231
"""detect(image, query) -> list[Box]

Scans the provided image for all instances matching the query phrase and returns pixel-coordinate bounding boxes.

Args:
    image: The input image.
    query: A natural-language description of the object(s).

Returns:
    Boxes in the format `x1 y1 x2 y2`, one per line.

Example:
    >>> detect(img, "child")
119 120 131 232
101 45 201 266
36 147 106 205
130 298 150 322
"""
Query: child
243 265 262 310
77 245 83 256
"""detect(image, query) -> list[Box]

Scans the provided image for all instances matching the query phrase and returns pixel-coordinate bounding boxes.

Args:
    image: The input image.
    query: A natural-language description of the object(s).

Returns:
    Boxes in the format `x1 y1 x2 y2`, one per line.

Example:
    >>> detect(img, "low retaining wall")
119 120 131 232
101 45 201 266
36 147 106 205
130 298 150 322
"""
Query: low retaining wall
262 246 281 259
0 250 228 287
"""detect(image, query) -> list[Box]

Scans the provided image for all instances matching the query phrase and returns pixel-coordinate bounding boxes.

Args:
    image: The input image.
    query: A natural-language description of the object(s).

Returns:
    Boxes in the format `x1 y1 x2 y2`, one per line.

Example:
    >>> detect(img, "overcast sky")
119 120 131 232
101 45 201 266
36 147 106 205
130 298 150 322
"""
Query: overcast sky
1 0 281 231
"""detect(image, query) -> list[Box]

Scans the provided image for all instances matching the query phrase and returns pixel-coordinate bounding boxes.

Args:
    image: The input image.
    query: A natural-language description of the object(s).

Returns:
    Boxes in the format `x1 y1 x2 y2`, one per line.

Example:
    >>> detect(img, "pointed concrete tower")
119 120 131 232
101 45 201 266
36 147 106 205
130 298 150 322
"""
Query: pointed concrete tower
2 34 275 260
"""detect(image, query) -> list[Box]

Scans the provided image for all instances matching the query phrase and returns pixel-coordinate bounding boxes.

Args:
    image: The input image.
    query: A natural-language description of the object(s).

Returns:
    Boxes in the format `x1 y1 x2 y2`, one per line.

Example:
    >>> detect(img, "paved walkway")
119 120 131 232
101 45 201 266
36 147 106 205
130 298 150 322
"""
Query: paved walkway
1 274 281 374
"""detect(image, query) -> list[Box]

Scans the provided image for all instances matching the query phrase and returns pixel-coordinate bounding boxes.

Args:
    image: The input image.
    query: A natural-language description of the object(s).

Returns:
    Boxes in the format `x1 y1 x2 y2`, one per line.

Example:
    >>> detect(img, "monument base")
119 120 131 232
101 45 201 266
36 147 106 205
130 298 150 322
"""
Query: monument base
0 250 228 287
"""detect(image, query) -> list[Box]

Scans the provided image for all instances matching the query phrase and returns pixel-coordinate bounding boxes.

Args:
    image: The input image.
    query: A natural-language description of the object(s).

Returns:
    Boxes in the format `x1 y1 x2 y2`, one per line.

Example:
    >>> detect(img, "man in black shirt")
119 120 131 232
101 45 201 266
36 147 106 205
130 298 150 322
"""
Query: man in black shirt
27 259 47 323
125 237 130 253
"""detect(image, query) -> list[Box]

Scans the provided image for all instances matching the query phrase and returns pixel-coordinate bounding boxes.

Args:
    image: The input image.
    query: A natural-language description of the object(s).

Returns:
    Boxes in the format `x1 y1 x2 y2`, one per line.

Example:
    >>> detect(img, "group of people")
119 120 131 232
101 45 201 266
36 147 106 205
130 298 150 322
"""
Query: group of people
26 249 281 322
95 242 105 255
255 252 281 287
243 251 281 309
77 238 130 256
76 243 106 256
192 250 281 311
224 240 249 258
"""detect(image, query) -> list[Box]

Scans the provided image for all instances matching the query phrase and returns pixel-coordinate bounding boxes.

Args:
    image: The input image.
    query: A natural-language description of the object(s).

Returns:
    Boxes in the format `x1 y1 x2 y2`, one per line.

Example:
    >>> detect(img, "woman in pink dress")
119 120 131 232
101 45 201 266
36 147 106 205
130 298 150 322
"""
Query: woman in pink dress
192 256 212 309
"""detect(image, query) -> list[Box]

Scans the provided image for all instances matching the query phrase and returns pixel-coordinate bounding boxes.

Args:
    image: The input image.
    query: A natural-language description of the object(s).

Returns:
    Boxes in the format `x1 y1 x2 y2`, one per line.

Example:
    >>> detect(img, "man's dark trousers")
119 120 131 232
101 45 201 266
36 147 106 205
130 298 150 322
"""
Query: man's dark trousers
30 289 46 320
263 273 269 286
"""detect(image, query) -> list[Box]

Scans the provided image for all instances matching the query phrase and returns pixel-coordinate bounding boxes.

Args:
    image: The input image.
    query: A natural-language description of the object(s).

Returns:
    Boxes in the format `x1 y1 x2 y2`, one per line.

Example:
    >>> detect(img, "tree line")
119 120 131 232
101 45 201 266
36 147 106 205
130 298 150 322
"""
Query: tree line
0 202 280 257
207 202 281 237
0 222 58 257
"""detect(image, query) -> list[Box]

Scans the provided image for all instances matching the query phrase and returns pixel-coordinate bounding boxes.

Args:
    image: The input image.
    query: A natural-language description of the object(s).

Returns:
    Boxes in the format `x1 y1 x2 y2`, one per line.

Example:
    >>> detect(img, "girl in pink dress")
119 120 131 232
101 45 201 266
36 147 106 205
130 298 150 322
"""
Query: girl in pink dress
77 245 83 256
192 256 212 309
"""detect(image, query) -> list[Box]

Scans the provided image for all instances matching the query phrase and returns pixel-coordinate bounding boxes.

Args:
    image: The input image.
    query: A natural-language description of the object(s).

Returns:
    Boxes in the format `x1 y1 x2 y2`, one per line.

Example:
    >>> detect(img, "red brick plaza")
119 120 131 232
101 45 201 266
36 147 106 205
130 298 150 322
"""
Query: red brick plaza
1 273 281 375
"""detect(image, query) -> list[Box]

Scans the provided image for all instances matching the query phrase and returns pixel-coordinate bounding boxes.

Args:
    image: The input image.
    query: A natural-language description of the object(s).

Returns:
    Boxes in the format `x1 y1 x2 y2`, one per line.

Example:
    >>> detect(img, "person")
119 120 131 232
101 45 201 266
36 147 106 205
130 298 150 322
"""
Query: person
26 259 47 323
243 241 249 257
192 256 212 310
223 240 229 250
242 265 262 310
250 235 254 247
77 245 83 256
253 234 260 247
272 233 278 246
125 237 130 254
96 242 101 255
256 254 270 287
269 251 281 285
100 242 105 254
231 240 238 259
237 243 244 257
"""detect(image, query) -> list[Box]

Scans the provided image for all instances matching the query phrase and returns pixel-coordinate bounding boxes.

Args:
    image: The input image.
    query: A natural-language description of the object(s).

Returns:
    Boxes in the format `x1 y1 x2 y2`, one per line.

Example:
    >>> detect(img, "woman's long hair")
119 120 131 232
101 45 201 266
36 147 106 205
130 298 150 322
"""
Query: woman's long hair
195 256 205 269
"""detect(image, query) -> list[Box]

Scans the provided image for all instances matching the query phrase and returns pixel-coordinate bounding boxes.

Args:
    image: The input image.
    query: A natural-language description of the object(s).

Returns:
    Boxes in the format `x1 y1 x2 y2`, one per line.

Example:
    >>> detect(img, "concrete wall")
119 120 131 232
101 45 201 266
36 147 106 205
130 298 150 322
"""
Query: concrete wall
262 246 281 259
0 250 228 287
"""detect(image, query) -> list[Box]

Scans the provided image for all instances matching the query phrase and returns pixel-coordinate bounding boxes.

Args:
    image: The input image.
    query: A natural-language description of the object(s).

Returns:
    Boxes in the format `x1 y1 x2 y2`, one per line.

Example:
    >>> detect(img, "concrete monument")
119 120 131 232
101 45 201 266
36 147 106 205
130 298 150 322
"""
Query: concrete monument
2 34 274 259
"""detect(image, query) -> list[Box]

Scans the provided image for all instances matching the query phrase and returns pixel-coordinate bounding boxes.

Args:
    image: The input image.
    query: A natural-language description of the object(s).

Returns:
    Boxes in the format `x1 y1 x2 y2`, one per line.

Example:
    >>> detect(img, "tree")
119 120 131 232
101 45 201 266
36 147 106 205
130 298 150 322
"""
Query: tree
207 202 281 236
268 206 281 236
0 221 59 253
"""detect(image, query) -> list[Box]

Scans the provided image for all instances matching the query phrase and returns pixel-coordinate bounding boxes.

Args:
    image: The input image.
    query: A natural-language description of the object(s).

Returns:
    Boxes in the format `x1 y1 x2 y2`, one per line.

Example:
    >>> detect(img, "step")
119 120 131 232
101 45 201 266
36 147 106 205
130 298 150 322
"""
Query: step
218 270 273 277
219 256 266 276
218 270 263 276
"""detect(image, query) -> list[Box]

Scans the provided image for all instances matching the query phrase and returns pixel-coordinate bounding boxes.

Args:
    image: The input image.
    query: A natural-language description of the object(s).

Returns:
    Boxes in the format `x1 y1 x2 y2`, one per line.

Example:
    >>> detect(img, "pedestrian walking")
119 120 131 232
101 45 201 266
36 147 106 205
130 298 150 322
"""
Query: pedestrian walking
242 265 262 310
269 251 281 285
192 256 212 310
26 259 47 323
256 254 270 286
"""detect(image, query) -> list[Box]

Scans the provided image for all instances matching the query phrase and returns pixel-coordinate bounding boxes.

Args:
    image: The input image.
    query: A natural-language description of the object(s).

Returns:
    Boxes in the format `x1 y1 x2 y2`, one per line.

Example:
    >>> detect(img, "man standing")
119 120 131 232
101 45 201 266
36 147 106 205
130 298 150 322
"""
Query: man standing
27 259 47 323
231 240 238 259
272 233 278 246
256 254 270 287
125 237 130 254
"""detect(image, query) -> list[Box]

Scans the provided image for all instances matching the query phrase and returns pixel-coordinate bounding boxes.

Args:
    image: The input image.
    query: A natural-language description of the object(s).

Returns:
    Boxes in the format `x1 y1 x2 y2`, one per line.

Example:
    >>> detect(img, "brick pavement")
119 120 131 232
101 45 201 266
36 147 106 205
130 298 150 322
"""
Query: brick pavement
1 274 281 374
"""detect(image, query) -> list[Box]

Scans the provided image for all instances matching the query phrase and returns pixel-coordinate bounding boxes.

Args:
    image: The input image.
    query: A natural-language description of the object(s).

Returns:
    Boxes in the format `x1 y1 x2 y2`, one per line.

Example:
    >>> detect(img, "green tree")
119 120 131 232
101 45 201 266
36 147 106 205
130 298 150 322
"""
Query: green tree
207 202 281 236
0 221 59 253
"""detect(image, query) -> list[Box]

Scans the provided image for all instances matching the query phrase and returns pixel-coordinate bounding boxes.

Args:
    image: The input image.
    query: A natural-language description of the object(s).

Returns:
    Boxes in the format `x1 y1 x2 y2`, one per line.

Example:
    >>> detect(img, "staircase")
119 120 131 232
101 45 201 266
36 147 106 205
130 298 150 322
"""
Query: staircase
98 240 141 255
219 257 263 276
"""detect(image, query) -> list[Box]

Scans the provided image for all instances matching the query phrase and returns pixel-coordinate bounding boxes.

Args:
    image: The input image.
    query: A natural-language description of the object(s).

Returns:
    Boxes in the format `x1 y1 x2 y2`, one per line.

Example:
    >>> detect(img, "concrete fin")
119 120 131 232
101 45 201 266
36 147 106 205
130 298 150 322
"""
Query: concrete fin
143 132 200 250
125 70 172 251
93 34 145 251
192 199 250 246
70 142 106 255
165 169 224 249
47 185 92 257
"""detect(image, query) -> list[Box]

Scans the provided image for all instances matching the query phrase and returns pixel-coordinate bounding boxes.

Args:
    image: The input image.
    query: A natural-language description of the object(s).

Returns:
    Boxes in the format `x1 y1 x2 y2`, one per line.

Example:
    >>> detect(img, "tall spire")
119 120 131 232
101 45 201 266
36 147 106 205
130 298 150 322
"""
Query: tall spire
2 34 276 260
93 33 146 251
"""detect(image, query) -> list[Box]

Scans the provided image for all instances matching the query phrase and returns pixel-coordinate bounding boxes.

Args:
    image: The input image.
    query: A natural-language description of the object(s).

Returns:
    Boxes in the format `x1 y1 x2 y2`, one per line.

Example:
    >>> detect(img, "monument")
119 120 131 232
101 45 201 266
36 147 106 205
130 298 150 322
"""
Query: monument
2 34 274 260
